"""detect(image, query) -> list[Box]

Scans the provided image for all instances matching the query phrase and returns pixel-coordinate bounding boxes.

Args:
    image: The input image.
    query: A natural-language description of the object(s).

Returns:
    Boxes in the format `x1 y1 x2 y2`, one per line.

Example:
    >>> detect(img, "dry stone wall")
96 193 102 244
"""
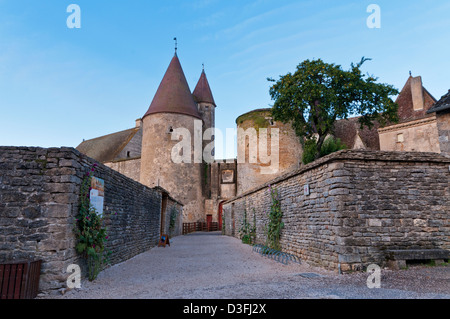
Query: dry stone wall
0 146 178 295
223 150 450 272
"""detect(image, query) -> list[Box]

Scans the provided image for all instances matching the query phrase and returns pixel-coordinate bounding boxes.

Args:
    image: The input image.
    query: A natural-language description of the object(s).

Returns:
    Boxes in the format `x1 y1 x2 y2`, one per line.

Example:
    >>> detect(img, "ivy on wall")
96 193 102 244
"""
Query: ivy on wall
169 206 179 237
73 164 111 281
265 185 284 251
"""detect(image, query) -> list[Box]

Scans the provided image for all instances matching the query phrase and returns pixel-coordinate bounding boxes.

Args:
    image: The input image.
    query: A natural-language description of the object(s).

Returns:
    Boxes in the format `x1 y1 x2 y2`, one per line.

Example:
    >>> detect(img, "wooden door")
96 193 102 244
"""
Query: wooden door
206 214 212 231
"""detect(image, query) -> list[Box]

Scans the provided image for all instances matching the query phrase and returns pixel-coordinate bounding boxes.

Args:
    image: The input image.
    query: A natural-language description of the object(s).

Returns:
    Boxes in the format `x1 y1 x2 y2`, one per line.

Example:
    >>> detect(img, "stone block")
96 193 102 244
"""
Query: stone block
368 219 382 227
43 204 71 218
338 254 362 263
413 219 427 227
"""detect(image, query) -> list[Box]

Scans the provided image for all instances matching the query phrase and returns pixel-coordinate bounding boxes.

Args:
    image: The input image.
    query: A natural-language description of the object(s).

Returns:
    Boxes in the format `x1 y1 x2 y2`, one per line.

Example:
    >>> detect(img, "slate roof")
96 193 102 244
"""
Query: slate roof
143 54 201 119
193 70 216 106
426 90 450 114
333 117 380 150
76 127 140 163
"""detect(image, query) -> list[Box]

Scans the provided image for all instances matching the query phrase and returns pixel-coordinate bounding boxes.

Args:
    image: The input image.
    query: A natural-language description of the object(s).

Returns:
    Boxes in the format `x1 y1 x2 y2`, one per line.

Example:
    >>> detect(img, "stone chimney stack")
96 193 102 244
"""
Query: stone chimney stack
135 118 142 128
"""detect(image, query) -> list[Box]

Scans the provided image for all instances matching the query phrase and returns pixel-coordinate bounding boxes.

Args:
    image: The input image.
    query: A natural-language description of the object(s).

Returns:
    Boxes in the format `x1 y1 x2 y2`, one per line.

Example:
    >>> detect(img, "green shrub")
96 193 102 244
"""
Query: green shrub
302 136 347 165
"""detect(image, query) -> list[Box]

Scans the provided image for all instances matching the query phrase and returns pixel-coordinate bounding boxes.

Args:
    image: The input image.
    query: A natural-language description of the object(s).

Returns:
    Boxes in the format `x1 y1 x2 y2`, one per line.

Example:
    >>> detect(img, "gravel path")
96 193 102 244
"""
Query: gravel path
46 232 450 299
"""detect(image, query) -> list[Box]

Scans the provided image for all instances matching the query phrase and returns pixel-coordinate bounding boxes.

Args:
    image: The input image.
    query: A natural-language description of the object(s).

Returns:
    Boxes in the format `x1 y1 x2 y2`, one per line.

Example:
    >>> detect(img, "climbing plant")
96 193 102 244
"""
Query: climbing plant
169 206 179 235
250 209 257 245
239 208 251 244
222 212 226 235
239 207 257 245
73 164 110 281
265 185 284 251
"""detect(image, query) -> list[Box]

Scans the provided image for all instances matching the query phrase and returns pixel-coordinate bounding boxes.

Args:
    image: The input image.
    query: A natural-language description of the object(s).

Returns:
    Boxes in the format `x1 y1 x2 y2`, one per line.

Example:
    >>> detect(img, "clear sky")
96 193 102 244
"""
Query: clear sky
1 0 449 158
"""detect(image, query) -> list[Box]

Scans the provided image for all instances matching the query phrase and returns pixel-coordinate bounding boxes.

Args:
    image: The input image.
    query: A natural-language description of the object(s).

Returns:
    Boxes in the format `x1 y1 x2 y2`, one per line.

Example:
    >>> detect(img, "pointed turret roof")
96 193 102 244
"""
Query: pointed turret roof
143 54 201 119
193 69 216 106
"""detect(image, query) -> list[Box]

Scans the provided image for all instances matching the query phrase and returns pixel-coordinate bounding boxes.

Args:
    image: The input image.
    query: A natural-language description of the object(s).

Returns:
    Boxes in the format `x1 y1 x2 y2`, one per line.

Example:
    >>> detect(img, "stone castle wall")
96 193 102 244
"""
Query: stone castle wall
223 150 450 272
0 146 179 295
140 113 204 223
105 157 141 183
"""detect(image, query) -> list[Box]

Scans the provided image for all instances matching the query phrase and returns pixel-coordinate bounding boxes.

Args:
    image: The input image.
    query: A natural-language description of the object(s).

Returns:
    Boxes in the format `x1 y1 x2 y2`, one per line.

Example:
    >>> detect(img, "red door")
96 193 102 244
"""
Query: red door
207 215 213 231
218 202 223 231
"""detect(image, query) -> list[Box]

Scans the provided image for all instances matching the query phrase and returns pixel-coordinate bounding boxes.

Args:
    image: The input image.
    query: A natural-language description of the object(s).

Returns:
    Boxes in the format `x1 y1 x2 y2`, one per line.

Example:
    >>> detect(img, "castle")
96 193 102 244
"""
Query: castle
76 52 450 226
1 53 449 295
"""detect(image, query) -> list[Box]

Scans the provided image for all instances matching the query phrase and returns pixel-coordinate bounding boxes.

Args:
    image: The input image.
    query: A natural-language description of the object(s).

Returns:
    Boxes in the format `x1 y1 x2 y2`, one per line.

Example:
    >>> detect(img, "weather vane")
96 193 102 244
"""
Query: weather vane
174 37 177 54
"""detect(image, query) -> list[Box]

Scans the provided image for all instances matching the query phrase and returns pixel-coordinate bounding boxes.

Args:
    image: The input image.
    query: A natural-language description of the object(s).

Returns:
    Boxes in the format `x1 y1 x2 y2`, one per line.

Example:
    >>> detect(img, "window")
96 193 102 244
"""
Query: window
127 151 131 158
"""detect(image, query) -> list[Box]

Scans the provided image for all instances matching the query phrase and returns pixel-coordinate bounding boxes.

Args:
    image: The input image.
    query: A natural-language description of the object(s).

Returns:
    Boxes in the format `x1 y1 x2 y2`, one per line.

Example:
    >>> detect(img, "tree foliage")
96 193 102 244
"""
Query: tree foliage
268 58 399 160
302 136 347 165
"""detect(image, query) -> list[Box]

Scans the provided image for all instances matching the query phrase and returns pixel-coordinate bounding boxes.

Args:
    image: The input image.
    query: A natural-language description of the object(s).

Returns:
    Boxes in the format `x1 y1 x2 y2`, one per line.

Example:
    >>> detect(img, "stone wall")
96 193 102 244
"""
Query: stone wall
223 150 450 272
104 157 141 183
437 110 450 155
160 194 183 238
0 146 181 295
378 116 441 153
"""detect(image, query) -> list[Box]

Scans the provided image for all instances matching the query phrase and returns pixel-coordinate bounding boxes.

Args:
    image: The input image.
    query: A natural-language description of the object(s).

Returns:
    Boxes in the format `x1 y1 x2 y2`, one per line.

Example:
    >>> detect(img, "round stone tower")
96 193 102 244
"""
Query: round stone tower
236 108 303 195
140 54 204 223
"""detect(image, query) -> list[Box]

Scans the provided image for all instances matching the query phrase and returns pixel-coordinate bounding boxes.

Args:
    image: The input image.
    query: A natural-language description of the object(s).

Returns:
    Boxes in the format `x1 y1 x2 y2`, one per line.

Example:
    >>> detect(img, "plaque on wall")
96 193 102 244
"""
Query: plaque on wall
90 177 105 216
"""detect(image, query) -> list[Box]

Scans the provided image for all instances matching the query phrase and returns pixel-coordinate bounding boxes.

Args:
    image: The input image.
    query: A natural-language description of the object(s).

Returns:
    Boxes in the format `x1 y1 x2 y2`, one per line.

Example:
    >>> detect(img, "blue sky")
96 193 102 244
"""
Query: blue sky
1 0 450 158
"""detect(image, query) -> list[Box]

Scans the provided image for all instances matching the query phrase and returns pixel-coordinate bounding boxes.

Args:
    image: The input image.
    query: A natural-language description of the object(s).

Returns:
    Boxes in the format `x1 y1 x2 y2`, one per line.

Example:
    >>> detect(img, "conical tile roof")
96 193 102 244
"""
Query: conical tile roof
193 70 216 106
143 54 201 119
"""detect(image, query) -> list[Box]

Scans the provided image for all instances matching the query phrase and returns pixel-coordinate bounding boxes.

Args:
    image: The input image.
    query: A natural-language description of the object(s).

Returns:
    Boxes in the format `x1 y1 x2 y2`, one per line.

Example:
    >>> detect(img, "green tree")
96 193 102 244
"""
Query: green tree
302 136 347 165
268 58 399 160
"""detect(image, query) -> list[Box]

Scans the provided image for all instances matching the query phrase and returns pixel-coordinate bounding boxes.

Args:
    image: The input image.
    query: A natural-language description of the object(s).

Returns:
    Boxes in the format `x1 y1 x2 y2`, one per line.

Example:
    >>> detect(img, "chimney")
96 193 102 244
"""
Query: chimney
135 118 142 128
411 76 424 111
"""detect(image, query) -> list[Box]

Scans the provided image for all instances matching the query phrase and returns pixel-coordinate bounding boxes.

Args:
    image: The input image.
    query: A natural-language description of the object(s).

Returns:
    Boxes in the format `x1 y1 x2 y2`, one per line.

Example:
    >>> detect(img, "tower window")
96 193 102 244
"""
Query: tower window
127 151 131 158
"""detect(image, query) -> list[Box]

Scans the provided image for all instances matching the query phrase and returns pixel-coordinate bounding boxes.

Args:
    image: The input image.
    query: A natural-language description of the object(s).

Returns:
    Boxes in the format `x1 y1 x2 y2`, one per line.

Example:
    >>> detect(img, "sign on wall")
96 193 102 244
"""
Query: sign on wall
90 177 105 216
303 184 310 196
